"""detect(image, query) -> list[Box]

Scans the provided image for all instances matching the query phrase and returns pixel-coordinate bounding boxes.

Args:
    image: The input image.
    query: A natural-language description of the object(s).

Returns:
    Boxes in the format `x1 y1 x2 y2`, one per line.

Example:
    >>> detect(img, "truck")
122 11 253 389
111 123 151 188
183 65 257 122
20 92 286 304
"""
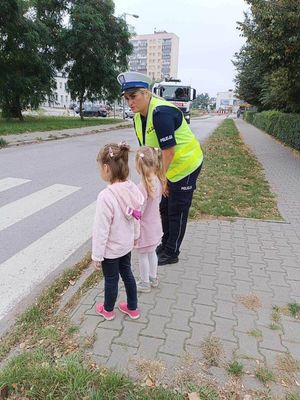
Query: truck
152 78 196 124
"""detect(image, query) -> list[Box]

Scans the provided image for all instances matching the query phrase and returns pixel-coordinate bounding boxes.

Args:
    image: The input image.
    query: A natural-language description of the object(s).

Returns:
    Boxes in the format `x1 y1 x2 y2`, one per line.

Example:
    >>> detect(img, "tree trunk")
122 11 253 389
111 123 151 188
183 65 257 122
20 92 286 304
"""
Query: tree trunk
2 96 23 120
79 96 84 120
14 96 23 121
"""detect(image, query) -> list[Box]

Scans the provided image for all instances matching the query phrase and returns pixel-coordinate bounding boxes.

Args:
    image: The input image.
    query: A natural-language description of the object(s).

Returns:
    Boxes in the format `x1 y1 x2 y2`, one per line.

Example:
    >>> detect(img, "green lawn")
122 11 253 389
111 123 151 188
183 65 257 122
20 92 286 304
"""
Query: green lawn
0 116 123 136
190 118 282 220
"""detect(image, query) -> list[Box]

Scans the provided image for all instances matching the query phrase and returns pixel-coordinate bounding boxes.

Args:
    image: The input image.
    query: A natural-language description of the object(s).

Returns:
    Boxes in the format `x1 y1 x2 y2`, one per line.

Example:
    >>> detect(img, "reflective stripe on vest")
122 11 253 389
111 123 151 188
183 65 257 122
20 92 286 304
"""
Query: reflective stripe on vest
134 96 203 182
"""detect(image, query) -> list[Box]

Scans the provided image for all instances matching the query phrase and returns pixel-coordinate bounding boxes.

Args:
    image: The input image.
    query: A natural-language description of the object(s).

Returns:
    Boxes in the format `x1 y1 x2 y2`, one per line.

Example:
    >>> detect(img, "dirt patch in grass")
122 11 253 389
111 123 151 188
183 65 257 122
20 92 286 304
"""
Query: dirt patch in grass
275 353 300 387
190 119 282 220
276 354 300 375
238 293 262 311
135 358 166 386
200 336 224 367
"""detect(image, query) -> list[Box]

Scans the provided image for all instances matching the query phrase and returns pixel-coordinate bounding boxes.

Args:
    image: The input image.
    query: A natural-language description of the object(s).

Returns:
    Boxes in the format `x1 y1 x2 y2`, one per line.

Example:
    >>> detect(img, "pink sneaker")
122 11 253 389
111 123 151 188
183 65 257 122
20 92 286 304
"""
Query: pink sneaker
118 302 140 320
95 303 115 320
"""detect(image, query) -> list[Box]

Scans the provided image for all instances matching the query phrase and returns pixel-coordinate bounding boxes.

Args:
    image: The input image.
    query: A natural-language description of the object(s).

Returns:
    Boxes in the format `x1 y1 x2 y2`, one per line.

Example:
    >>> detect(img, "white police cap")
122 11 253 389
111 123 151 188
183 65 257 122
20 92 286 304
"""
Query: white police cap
117 71 152 95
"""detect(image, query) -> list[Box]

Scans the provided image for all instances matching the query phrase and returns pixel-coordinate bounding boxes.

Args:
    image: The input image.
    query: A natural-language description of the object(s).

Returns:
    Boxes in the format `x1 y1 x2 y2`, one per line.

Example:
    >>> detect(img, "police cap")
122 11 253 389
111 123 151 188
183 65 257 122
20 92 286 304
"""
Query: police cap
117 72 152 95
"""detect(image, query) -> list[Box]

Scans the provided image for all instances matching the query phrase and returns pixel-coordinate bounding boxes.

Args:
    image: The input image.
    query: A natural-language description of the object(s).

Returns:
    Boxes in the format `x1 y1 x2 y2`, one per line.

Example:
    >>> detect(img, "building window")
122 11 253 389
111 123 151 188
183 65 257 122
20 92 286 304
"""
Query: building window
64 83 68 90
61 95 63 103
55 93 58 101
59 82 62 89
65 95 68 102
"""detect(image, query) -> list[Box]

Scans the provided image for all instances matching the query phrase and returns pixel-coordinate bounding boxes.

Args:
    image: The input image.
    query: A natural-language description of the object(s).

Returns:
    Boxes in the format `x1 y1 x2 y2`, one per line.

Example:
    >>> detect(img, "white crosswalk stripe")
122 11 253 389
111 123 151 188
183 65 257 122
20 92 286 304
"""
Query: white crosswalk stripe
0 177 97 324
0 201 96 321
0 177 31 192
0 184 80 231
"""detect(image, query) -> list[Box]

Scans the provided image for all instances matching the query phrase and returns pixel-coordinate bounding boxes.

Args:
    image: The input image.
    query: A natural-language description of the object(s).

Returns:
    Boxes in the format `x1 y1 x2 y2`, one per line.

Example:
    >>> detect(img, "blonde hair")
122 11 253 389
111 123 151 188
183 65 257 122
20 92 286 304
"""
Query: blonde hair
97 142 130 183
135 146 165 197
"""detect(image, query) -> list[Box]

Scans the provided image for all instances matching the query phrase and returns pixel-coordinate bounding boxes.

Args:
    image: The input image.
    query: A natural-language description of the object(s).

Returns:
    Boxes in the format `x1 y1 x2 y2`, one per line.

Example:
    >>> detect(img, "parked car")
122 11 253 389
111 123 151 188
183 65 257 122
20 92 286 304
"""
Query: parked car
69 102 77 110
75 104 107 117
125 108 134 118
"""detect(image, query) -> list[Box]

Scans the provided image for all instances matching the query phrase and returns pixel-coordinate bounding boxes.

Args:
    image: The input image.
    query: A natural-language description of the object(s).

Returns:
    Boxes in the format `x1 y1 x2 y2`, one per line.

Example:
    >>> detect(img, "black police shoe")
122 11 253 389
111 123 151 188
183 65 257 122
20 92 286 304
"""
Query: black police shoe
158 252 179 266
156 244 165 256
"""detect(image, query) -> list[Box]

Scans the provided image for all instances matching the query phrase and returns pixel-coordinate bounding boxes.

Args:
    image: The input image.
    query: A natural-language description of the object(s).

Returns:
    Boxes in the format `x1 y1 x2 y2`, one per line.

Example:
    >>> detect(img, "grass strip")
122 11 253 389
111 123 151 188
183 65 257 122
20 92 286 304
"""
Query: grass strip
190 119 282 220
0 351 187 400
0 116 123 136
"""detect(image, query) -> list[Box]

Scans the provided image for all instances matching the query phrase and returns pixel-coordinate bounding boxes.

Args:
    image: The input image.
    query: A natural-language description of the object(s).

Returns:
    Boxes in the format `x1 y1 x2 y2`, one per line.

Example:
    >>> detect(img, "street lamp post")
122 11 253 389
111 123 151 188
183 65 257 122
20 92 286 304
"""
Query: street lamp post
122 13 139 120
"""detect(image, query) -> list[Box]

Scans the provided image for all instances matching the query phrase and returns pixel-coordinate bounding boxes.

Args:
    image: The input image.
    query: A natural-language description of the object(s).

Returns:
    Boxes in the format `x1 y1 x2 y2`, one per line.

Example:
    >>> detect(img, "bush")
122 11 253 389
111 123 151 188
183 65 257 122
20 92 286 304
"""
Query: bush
244 111 256 124
244 110 300 151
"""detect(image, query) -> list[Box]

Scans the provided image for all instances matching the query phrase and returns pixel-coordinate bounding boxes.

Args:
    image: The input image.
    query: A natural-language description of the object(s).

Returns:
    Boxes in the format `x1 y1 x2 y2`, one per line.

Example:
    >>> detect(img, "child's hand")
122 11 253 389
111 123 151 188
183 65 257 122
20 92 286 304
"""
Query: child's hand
92 260 101 270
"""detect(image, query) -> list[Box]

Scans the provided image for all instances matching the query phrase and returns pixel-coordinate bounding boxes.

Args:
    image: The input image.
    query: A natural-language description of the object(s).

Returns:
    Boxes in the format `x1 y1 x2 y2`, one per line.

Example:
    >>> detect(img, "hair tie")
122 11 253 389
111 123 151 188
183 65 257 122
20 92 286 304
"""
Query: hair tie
108 147 114 157
140 153 144 158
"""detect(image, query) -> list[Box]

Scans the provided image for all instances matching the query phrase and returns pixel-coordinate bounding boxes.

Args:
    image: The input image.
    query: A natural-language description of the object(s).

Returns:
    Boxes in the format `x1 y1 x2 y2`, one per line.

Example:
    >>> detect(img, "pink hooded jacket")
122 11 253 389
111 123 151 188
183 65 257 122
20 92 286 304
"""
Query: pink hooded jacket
135 176 163 253
92 180 144 262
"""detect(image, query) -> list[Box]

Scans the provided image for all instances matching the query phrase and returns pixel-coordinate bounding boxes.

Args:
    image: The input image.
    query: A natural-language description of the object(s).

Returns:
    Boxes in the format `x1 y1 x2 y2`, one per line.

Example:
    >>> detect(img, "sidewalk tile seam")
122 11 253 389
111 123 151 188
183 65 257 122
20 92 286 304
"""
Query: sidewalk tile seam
139 334 166 342
157 351 181 359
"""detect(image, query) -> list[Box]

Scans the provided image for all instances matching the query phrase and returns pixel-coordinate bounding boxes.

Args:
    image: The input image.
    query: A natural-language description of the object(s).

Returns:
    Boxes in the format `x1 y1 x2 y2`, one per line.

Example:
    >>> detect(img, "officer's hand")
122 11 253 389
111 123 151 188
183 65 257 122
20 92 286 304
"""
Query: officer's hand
162 181 169 197
92 260 101 271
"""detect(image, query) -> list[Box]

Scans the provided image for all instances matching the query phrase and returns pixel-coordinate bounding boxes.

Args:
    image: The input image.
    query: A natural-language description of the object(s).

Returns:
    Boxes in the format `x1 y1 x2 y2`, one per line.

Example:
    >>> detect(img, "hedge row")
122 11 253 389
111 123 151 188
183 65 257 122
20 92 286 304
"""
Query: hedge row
244 110 300 151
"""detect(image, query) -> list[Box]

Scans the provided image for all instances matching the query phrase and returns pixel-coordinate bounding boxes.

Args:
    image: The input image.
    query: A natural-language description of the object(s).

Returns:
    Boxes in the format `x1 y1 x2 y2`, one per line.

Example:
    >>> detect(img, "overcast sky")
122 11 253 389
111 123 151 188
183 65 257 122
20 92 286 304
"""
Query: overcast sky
113 0 248 97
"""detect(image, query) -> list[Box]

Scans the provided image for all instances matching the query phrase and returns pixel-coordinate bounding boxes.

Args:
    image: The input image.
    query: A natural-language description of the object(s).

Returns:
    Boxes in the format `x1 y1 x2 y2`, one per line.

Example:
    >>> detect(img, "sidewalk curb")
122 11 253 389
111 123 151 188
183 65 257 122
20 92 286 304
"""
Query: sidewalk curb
57 263 96 313
4 122 132 148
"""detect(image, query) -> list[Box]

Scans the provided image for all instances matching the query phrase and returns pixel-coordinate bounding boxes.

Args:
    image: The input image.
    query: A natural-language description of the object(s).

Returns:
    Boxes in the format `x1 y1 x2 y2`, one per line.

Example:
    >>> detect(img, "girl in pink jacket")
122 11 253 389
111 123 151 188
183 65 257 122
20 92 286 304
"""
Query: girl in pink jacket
135 147 165 293
92 143 144 320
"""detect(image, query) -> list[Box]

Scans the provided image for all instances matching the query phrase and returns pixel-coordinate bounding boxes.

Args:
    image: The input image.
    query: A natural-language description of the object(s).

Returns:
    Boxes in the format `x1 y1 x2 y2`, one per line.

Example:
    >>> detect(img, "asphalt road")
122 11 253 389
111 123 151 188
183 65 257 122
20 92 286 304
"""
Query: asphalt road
0 115 224 330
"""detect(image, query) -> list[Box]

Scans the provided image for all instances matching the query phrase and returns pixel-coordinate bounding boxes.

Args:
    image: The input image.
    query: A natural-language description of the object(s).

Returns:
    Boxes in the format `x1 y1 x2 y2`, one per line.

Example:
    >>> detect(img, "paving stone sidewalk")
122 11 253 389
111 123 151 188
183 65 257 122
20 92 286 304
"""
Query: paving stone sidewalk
71 119 300 395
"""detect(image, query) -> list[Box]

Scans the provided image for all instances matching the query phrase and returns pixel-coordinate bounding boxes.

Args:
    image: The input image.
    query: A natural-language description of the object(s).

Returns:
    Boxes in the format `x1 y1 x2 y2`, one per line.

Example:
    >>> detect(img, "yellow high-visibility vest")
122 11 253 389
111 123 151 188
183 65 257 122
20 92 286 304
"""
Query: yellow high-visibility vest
134 96 203 182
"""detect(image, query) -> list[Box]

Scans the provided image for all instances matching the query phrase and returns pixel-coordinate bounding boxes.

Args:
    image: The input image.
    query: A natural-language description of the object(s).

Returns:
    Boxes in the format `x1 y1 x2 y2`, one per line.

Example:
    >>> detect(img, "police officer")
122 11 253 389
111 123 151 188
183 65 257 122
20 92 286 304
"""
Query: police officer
117 72 203 265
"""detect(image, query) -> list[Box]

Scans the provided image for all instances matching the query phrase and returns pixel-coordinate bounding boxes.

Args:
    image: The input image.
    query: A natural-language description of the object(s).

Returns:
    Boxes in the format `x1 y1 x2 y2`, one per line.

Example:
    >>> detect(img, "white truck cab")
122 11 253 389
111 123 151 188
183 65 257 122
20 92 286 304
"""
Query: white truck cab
152 78 196 124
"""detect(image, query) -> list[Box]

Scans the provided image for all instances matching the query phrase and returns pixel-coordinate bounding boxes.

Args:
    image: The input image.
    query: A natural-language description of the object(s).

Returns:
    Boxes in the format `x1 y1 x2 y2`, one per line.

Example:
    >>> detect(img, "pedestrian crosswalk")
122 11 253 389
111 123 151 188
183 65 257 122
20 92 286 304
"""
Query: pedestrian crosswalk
0 177 31 193
0 184 80 231
0 177 96 323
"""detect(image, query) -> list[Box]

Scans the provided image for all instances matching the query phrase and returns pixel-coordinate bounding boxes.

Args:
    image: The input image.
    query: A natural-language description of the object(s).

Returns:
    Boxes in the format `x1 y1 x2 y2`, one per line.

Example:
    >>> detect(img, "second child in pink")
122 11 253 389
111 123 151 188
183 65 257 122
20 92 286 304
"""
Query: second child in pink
135 147 165 293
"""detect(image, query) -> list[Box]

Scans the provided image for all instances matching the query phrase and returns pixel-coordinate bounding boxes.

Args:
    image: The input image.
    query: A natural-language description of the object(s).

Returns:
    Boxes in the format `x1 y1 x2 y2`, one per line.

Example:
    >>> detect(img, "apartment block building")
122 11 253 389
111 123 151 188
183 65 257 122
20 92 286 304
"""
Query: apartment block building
42 72 71 108
216 90 239 112
129 31 179 81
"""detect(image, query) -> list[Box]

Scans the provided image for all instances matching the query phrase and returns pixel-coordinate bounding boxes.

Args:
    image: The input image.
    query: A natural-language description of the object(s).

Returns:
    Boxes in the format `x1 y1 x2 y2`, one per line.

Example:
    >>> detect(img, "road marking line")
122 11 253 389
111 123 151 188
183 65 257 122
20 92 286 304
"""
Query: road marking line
0 177 31 192
0 184 81 231
0 201 96 321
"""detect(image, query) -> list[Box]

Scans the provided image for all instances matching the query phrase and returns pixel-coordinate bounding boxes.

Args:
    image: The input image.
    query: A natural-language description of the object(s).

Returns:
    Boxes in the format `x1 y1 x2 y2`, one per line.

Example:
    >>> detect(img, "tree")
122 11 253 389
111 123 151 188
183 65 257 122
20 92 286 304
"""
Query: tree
0 0 67 120
63 0 132 119
233 44 266 110
234 0 300 113
192 93 210 110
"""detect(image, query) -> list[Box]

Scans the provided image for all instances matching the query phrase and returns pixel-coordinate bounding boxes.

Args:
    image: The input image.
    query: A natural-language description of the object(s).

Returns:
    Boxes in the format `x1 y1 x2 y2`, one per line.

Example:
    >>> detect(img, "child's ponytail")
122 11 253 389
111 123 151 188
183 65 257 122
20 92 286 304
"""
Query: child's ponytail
152 147 166 187
136 147 156 198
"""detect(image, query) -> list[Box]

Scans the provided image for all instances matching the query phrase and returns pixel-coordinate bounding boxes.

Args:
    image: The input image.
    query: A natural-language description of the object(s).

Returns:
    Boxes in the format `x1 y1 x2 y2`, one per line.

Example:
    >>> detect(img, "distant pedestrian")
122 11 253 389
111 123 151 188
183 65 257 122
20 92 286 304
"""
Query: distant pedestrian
134 146 164 293
92 143 144 320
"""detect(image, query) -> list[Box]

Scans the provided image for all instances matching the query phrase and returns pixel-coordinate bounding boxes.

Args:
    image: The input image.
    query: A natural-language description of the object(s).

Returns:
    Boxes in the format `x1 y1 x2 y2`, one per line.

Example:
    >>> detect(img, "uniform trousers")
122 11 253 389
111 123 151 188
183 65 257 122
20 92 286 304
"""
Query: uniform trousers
160 164 202 257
